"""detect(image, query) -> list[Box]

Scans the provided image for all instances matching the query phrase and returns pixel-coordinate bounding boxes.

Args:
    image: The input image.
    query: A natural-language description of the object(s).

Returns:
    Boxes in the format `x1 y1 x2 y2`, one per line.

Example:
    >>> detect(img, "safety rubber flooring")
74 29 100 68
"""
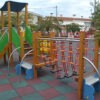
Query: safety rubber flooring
0 66 100 100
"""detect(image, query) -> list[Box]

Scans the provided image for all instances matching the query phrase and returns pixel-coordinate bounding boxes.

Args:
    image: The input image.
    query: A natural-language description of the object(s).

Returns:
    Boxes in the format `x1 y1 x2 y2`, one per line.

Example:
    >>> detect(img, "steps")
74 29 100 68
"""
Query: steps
24 41 33 55
16 62 33 80
83 73 100 100
85 75 99 85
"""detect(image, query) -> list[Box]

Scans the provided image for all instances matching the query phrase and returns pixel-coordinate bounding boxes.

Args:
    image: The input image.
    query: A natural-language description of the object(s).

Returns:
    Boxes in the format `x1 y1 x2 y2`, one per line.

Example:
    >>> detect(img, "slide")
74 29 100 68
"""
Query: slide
25 26 32 46
11 27 21 53
0 32 9 59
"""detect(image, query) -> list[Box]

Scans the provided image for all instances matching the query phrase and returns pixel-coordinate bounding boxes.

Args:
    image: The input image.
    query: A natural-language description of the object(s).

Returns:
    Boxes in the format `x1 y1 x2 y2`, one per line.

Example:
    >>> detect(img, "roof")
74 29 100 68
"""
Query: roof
28 11 43 17
57 17 91 22
0 1 28 12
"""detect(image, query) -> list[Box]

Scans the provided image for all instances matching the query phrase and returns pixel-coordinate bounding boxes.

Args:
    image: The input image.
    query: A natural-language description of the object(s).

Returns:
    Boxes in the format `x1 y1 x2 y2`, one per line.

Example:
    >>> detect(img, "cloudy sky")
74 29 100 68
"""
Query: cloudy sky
0 0 95 18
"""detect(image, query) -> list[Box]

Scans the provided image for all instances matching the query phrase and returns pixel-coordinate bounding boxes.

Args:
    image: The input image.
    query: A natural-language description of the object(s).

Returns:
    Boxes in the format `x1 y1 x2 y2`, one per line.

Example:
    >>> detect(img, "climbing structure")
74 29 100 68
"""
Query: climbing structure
0 1 28 64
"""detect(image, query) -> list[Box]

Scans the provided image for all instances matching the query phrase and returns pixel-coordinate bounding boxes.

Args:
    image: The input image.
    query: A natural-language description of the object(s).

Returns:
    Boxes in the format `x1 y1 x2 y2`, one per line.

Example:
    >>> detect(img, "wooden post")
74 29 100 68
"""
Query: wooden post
94 39 99 69
8 2 13 65
25 4 28 25
32 32 39 78
78 31 85 100
49 32 55 59
19 32 24 60
17 12 20 35
1 11 4 34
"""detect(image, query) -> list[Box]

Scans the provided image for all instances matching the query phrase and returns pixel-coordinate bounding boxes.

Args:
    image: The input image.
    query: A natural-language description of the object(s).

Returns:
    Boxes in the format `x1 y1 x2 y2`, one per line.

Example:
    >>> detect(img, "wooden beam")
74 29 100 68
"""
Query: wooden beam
25 4 28 25
32 32 40 78
94 39 99 69
1 11 4 34
17 12 20 35
78 31 85 100
8 2 13 65
19 32 24 60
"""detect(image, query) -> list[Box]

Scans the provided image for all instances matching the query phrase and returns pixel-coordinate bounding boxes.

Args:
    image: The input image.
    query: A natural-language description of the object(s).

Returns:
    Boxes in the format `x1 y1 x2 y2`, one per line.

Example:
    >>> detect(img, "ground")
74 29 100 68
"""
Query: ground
0 63 100 100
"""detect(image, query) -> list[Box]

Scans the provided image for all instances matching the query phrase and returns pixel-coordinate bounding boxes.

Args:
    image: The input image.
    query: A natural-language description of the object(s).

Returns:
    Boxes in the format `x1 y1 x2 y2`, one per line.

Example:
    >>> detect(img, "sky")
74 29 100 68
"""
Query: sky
0 0 95 18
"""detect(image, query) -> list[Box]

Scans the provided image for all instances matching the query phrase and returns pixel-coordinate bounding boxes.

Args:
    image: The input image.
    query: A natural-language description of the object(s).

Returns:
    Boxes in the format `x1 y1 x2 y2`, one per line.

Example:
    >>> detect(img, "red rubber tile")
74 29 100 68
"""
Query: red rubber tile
47 80 63 87
16 86 35 96
39 88 60 100
0 84 13 92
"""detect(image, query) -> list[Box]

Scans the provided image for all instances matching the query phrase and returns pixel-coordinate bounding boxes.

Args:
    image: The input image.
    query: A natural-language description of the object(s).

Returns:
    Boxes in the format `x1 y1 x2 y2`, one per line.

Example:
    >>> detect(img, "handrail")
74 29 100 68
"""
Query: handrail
38 37 80 42
0 30 9 41
20 49 33 64
19 49 33 81
85 38 94 40
83 56 100 80
7 47 21 75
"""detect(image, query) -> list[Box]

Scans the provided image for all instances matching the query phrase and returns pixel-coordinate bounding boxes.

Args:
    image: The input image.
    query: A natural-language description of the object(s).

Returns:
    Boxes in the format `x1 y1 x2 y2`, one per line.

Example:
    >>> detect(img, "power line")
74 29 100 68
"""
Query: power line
29 6 56 9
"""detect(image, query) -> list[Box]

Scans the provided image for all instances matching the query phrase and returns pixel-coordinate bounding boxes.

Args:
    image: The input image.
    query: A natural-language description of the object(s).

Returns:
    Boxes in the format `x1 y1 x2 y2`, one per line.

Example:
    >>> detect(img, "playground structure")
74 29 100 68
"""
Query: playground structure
0 1 100 100
0 1 29 64
32 32 100 100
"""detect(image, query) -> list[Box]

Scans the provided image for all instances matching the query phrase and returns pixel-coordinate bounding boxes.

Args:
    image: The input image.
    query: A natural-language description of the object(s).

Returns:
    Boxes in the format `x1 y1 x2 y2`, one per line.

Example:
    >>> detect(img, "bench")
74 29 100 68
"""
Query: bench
15 62 33 80
83 73 100 100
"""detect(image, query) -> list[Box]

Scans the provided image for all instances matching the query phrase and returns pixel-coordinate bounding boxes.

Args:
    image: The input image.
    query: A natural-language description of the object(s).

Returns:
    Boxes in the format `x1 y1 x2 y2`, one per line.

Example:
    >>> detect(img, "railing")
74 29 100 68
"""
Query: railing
83 56 100 80
7 47 21 75
0 30 9 41
38 37 80 42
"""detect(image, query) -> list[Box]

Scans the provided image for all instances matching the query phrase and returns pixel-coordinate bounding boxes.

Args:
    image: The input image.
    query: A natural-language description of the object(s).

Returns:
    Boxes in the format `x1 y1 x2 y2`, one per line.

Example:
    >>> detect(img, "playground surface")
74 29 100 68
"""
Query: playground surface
0 63 100 100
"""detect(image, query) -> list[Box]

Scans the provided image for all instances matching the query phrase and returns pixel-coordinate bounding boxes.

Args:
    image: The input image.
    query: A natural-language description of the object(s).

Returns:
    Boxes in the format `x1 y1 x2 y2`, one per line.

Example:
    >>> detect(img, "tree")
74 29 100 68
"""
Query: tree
66 23 80 33
33 16 62 35
91 1 100 45
91 1 100 30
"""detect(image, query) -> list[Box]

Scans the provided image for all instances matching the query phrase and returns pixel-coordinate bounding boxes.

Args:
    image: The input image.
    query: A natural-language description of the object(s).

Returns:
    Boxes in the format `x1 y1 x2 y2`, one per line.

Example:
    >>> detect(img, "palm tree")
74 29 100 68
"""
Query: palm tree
33 16 62 36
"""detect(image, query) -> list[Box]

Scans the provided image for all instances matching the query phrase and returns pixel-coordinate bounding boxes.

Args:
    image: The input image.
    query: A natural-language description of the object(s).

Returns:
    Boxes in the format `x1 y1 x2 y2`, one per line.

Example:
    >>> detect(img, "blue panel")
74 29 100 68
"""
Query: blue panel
83 79 95 100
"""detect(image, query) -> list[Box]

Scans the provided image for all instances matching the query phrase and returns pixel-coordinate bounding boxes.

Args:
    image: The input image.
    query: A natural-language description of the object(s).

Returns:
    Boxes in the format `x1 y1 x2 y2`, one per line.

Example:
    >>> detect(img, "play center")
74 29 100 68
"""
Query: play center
0 1 100 100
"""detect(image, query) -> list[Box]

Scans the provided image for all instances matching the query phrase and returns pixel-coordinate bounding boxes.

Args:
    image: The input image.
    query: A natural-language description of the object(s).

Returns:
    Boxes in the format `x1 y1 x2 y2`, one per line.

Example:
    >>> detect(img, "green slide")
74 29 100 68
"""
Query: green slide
11 28 20 52
25 26 32 46
0 32 8 52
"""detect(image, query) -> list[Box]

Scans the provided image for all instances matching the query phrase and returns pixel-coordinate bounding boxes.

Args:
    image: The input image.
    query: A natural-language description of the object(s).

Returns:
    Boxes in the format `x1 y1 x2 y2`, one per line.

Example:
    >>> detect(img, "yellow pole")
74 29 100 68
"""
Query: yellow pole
49 32 55 59
94 39 99 69
32 32 39 78
19 32 24 60
78 31 85 100
17 12 20 35
8 2 13 65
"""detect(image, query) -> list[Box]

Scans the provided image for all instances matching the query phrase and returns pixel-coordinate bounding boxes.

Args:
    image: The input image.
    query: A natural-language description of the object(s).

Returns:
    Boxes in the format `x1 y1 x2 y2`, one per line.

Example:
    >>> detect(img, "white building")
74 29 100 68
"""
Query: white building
58 17 91 31
28 11 43 25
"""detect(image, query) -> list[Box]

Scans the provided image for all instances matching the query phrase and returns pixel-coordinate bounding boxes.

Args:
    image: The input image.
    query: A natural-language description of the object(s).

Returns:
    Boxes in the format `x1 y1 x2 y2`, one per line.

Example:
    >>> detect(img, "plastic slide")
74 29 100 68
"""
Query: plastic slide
0 32 9 59
25 26 32 46
11 27 20 52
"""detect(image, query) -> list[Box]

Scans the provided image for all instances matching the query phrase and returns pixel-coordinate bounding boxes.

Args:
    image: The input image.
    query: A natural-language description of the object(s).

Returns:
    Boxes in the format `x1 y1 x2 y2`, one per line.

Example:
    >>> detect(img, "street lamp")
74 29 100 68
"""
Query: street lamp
50 13 53 17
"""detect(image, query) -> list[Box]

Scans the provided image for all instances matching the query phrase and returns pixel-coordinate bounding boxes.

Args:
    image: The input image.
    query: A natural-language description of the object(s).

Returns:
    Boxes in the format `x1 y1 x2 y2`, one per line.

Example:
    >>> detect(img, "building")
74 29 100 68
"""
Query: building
28 11 43 25
57 17 91 31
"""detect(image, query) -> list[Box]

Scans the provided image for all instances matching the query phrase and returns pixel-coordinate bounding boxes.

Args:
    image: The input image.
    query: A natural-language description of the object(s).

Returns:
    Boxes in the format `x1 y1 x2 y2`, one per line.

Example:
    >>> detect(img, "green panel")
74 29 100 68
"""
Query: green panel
25 26 32 46
11 28 20 52
0 33 2 37
0 32 8 52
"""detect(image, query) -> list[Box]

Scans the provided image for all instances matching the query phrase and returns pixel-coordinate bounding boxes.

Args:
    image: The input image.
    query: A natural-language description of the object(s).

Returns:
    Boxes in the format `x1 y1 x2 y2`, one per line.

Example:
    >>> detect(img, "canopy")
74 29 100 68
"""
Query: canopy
0 1 28 12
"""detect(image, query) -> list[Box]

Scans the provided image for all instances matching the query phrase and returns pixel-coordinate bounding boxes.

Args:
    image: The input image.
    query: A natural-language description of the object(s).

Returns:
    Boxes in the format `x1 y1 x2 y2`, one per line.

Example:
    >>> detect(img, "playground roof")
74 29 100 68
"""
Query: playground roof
0 1 28 12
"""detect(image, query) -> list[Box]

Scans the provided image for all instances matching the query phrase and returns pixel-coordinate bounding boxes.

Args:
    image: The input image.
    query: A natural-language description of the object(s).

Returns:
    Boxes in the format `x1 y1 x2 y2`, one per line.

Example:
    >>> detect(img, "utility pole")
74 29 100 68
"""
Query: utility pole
94 0 97 12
